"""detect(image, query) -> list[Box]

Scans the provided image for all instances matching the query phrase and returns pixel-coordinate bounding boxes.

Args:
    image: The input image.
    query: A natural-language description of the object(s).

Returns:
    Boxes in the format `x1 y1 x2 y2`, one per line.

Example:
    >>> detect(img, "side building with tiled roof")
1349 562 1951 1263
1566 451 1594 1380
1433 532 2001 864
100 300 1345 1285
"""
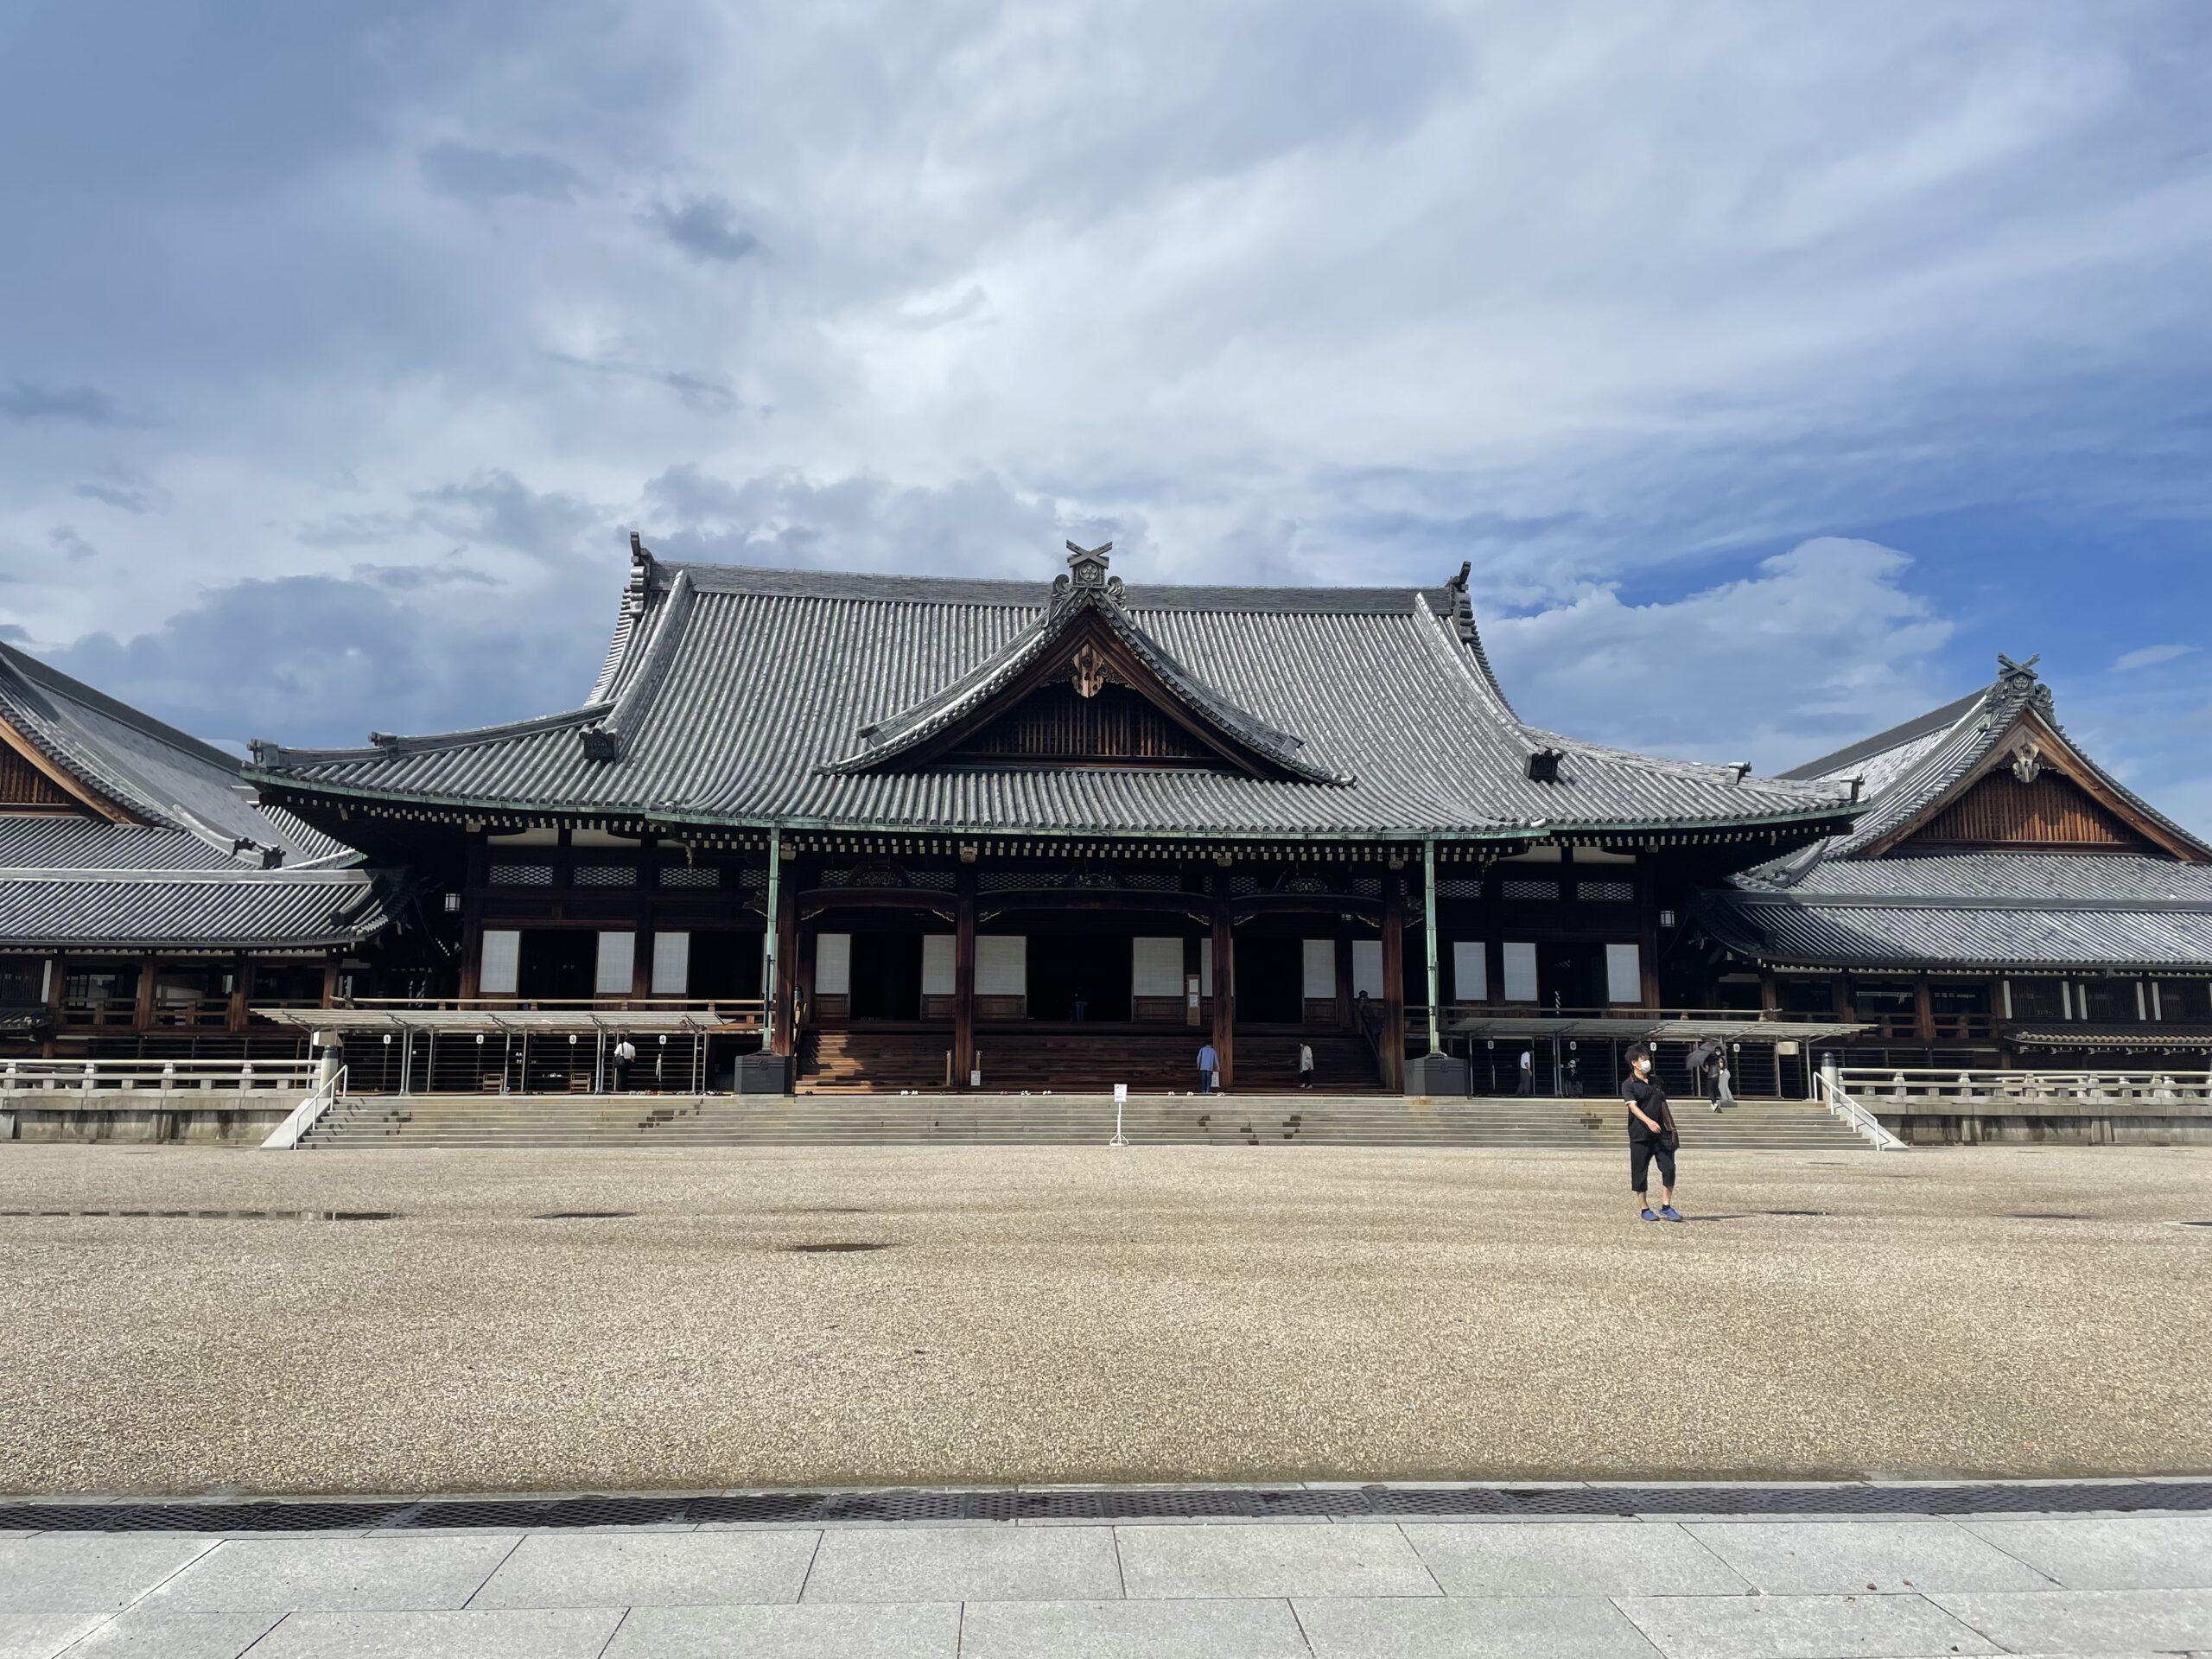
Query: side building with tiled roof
1688 656 2212 1069
245 537 1863 1096
0 640 414 1060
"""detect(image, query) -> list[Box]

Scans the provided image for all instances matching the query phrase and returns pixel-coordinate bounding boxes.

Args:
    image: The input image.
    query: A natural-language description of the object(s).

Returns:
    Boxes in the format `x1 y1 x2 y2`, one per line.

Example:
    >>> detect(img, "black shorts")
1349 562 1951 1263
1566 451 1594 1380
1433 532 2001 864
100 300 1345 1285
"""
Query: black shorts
1630 1137 1675 1193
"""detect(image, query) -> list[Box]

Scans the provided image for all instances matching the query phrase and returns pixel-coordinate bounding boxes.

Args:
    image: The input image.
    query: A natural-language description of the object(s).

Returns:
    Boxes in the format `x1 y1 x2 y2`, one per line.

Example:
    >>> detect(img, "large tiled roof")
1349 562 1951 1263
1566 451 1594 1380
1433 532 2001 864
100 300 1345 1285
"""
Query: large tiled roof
1738 852 2212 905
0 866 402 953
1697 660 2212 972
1693 880 2212 971
0 641 353 864
0 642 394 953
248 549 1857 844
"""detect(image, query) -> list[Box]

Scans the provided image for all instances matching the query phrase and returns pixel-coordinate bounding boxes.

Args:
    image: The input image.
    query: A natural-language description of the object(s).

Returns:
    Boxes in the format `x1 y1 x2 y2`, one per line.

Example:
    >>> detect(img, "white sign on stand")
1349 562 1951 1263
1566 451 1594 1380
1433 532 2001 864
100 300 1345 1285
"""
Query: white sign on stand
1109 1083 1129 1147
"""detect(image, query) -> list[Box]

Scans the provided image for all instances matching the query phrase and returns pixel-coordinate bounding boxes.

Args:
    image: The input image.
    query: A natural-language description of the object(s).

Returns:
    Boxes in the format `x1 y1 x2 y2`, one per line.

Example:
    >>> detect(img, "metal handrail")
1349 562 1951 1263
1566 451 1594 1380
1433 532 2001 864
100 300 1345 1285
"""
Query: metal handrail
1813 1071 1909 1151
261 1065 348 1151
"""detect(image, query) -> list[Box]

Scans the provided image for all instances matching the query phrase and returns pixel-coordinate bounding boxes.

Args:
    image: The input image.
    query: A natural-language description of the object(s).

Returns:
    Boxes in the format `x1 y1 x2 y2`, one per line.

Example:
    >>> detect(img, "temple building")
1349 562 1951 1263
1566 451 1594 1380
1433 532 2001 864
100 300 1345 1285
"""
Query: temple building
1690 655 2212 1071
241 537 1866 1096
0 640 407 1060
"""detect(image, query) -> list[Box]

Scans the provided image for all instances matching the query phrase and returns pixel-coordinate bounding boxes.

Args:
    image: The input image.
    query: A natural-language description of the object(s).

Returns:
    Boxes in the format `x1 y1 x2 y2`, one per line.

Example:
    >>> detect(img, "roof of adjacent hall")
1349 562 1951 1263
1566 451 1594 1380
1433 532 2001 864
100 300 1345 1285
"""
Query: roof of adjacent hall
1694 662 2212 971
0 641 393 953
247 554 1859 842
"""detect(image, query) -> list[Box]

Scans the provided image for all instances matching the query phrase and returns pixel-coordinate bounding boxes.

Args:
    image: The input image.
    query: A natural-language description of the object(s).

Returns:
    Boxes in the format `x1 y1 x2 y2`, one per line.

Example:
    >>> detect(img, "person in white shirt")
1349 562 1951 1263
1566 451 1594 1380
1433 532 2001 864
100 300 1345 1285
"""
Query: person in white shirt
1298 1041 1315 1089
611 1035 638 1092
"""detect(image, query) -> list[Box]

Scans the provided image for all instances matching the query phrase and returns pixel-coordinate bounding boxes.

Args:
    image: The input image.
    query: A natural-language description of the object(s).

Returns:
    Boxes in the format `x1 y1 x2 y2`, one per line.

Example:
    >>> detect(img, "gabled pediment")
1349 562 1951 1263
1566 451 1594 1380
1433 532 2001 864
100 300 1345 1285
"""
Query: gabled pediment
827 543 1351 784
1870 700 2205 862
0 709 134 822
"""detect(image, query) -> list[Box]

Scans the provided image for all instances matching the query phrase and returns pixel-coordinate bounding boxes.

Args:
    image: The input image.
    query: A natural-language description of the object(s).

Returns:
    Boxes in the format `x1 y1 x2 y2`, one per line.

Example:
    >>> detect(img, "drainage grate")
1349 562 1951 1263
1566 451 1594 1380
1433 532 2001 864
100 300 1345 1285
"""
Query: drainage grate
2 1481 2207 1534
0 1210 395 1222
531 1212 635 1221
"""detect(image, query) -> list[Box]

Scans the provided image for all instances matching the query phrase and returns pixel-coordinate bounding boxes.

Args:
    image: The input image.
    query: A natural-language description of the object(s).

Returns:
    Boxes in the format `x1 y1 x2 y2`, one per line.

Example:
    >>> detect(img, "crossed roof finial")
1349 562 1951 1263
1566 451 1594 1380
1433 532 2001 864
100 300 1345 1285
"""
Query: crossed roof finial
1052 540 1122 612
1996 652 2042 681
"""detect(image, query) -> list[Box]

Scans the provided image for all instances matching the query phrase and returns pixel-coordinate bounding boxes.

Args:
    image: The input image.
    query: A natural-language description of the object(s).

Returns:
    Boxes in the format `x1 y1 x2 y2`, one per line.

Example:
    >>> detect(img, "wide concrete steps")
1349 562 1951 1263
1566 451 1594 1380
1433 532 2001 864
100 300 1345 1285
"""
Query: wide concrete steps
301 1094 1872 1151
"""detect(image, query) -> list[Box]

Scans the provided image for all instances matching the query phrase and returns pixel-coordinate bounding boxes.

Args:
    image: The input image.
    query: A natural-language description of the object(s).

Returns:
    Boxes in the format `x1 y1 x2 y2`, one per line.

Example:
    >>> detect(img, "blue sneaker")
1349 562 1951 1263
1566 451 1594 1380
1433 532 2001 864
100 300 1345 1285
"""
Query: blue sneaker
1659 1205 1683 1222
1639 1208 1658 1222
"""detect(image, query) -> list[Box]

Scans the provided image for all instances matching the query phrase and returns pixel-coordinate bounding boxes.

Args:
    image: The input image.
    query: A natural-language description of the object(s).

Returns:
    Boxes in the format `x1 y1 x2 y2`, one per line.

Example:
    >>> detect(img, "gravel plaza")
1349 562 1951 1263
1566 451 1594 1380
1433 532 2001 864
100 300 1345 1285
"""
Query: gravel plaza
3 1142 2209 1499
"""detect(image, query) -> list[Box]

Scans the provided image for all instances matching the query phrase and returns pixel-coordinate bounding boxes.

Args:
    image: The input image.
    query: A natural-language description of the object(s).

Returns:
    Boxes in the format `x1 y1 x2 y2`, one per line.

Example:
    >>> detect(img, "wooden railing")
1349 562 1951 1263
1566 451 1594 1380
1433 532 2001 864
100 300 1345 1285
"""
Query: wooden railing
150 997 232 1029
1435 1003 1852 1027
59 1000 138 1028
337 995 766 1026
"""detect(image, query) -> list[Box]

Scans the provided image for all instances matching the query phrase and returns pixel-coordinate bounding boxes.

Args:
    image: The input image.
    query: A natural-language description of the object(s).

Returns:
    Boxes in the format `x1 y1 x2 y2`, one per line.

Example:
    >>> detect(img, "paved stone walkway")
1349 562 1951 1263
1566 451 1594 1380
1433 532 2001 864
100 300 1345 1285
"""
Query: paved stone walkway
6 1509 2212 1657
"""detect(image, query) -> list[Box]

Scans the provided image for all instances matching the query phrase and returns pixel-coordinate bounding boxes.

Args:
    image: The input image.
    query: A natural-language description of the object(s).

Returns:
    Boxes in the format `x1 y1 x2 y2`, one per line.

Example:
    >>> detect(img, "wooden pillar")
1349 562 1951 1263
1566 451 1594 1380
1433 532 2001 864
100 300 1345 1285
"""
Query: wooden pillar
768 834 797 1058
1381 866 1407 1092
953 863 977 1087
1421 840 1441 1053
1914 975 1936 1043
795 922 817 1033
228 953 251 1034
458 833 486 1000
42 955 64 1058
631 834 656 998
133 952 156 1035
1637 856 1663 1009
1334 936 1353 1029
1210 868 1235 1090
1759 970 1778 1016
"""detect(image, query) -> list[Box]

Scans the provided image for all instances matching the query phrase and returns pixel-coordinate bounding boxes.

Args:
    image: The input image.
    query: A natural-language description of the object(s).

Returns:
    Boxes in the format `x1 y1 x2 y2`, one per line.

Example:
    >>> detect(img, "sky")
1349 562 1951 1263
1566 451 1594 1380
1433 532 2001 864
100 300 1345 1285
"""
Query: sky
2 1 2209 829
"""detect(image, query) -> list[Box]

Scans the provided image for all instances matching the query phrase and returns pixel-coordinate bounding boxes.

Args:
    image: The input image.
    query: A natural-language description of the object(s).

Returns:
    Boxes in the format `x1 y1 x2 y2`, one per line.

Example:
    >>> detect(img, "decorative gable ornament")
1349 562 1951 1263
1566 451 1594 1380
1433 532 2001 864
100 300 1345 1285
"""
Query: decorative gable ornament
827 540 1352 785
1069 641 1110 699
2009 736 2044 785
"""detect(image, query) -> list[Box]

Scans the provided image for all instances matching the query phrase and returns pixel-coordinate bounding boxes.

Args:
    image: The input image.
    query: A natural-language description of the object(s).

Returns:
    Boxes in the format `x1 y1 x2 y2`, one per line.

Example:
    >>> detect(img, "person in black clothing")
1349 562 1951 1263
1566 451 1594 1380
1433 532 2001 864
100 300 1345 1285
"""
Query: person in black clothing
1622 1043 1681 1222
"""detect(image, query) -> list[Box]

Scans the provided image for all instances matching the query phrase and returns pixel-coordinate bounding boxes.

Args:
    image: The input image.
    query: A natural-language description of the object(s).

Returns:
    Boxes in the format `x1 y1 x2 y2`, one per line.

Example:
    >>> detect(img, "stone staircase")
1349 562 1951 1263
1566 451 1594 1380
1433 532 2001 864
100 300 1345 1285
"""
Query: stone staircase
299 1092 1872 1150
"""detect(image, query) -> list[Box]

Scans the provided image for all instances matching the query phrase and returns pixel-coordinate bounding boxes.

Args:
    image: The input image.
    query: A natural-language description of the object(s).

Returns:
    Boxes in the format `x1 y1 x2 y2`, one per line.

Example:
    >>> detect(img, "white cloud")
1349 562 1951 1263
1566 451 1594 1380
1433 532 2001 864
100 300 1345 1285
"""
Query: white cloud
1483 537 1953 774
0 1 2207 825
2112 643 2194 671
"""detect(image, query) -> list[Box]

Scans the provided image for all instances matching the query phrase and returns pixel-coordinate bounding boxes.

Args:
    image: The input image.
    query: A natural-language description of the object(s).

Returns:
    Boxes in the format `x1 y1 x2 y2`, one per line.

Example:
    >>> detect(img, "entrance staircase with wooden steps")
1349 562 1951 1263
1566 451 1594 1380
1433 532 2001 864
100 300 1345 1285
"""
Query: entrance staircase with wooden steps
797 1027 1383 1096
299 1093 1872 1150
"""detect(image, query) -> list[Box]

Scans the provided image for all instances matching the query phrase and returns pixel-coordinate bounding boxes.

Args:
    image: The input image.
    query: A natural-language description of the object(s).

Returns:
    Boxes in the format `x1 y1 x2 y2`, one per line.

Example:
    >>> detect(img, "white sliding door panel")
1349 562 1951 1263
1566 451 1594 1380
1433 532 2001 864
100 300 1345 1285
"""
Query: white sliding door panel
480 930 519 995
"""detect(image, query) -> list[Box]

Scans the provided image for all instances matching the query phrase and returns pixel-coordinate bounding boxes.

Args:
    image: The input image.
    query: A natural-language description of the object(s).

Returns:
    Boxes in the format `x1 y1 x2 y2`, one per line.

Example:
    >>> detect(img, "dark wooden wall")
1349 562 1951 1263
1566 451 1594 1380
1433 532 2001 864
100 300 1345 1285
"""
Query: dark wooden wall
948 683 1211 766
1913 772 2148 851
0 744 79 812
